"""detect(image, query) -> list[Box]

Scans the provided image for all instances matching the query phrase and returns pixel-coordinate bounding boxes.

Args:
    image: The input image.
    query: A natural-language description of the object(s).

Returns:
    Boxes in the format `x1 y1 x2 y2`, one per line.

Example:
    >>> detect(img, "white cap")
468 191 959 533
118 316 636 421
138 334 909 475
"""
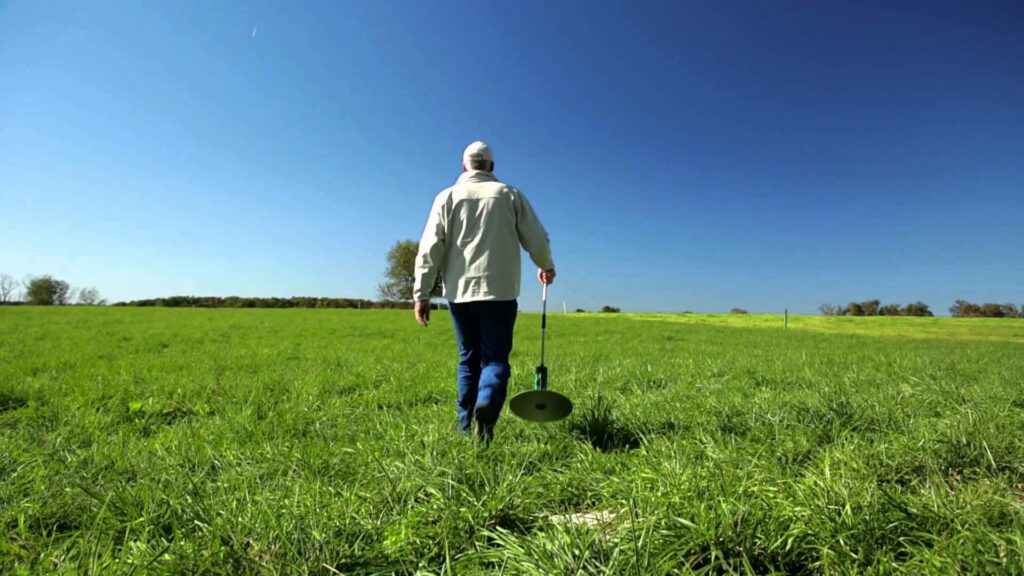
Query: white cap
462 141 494 166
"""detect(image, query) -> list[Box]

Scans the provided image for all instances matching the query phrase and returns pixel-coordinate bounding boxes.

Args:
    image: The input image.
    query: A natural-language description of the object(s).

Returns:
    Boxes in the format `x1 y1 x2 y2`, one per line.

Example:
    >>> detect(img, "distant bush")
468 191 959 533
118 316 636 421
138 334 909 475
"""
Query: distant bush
574 308 587 313
600 305 621 313
730 308 749 314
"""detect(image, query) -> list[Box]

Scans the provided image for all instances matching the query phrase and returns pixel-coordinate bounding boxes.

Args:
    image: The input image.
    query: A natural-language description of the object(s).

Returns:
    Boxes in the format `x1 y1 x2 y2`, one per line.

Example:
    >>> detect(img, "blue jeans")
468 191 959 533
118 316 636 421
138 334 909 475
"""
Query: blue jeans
448 299 518 435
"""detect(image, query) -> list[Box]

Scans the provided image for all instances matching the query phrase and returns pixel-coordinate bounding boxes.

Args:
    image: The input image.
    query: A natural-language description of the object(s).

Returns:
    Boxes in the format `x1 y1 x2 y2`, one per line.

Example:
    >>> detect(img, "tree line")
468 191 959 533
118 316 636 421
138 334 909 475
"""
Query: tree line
820 299 1023 318
0 273 105 306
948 300 1023 318
819 300 934 317
113 296 392 309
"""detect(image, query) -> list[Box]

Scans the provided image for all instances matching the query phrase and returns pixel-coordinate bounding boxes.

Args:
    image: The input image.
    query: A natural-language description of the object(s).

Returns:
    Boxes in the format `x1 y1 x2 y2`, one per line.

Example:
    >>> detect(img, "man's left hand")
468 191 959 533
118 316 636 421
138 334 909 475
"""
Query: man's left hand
414 300 431 327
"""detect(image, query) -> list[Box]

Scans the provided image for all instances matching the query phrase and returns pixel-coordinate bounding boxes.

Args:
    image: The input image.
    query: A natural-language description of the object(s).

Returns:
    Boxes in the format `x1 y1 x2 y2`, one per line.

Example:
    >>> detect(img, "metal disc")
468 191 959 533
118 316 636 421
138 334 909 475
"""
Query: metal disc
510 389 573 423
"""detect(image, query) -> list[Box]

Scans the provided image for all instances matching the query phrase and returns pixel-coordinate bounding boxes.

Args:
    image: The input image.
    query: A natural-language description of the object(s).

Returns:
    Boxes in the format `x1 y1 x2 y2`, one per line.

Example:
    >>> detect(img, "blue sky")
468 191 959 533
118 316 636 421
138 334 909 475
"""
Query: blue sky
2 1 1021 313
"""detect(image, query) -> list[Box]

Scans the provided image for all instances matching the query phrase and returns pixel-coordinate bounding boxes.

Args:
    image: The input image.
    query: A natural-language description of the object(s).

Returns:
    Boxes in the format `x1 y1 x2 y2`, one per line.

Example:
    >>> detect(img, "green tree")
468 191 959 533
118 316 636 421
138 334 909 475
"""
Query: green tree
378 240 441 302
949 299 981 317
25 276 71 305
979 303 1008 318
879 303 902 316
901 301 933 317
378 240 418 302
861 299 881 316
843 302 865 316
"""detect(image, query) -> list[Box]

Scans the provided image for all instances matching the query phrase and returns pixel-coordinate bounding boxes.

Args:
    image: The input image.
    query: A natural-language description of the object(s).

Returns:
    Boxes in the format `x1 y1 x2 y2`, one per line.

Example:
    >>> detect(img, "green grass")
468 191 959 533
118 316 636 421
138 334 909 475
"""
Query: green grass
620 312 1024 344
1 307 1023 574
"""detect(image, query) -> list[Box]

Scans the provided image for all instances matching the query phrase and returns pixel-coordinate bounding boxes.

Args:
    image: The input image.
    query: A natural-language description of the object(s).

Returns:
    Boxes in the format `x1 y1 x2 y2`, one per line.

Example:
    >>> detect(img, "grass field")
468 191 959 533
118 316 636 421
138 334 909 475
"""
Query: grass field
2 307 1023 574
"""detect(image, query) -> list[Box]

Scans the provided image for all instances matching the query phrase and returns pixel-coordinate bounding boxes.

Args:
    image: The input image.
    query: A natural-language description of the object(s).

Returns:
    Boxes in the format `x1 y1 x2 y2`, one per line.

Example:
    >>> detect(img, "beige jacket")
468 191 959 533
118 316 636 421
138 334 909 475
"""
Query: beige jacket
413 171 554 303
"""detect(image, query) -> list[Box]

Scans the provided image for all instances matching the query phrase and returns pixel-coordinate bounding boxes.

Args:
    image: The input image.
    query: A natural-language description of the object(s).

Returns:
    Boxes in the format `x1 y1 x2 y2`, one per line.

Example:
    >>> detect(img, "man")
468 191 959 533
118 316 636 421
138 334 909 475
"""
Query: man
413 141 556 443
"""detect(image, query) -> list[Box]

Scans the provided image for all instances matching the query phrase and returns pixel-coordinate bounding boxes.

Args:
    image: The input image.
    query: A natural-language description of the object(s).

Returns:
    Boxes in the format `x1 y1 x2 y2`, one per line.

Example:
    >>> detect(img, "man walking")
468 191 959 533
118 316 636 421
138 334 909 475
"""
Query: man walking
413 141 556 443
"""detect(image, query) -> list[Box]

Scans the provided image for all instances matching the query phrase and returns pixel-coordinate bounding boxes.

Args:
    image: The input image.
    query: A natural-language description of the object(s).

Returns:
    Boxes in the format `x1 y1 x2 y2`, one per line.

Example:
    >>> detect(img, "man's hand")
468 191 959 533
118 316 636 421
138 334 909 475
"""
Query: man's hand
537 268 556 285
414 300 431 327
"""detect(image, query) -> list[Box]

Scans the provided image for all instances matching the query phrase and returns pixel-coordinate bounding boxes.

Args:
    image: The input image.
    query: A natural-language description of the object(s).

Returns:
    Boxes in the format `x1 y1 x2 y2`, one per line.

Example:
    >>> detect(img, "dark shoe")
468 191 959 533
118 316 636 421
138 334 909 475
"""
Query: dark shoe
473 420 492 444
473 403 495 445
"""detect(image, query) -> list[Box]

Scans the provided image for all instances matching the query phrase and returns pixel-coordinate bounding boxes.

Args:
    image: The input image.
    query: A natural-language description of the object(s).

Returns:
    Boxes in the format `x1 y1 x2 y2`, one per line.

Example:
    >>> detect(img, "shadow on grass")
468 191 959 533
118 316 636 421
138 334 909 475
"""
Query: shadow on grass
0 390 29 414
569 395 641 452
122 400 211 436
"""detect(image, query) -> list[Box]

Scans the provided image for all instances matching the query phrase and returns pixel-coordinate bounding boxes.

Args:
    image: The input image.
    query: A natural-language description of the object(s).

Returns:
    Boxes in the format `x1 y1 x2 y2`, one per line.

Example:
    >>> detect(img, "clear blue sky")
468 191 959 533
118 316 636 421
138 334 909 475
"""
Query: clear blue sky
2 1 1022 313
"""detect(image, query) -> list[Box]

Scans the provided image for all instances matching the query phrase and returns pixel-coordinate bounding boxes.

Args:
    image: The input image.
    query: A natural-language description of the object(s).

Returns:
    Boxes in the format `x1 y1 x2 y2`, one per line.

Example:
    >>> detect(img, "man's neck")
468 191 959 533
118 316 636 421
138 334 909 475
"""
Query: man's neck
458 170 497 182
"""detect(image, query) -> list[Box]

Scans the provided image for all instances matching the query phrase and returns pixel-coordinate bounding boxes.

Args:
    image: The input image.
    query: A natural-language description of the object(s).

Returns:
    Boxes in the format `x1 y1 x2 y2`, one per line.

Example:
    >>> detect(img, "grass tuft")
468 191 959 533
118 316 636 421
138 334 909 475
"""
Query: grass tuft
570 395 642 452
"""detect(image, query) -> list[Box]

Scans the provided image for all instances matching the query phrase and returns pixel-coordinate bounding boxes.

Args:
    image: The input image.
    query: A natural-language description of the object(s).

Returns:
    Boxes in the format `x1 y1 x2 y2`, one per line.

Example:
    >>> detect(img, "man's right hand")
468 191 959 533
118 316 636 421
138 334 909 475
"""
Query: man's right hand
414 300 431 327
537 268 556 285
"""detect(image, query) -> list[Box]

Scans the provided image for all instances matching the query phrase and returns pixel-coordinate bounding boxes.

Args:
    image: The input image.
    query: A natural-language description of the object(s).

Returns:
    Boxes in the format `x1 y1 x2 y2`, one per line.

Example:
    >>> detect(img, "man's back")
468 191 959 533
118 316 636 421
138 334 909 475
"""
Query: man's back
414 170 552 303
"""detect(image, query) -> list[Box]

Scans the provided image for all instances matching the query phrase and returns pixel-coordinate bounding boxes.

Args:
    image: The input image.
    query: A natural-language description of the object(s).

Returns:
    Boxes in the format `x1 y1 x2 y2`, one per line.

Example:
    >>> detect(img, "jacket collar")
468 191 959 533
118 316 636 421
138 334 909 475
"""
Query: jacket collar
456 170 497 184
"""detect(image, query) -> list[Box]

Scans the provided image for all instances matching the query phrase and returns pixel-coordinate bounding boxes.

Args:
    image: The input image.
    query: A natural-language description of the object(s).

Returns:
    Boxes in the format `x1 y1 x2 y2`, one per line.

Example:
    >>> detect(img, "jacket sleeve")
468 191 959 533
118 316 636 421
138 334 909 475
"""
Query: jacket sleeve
413 192 448 301
513 189 555 270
